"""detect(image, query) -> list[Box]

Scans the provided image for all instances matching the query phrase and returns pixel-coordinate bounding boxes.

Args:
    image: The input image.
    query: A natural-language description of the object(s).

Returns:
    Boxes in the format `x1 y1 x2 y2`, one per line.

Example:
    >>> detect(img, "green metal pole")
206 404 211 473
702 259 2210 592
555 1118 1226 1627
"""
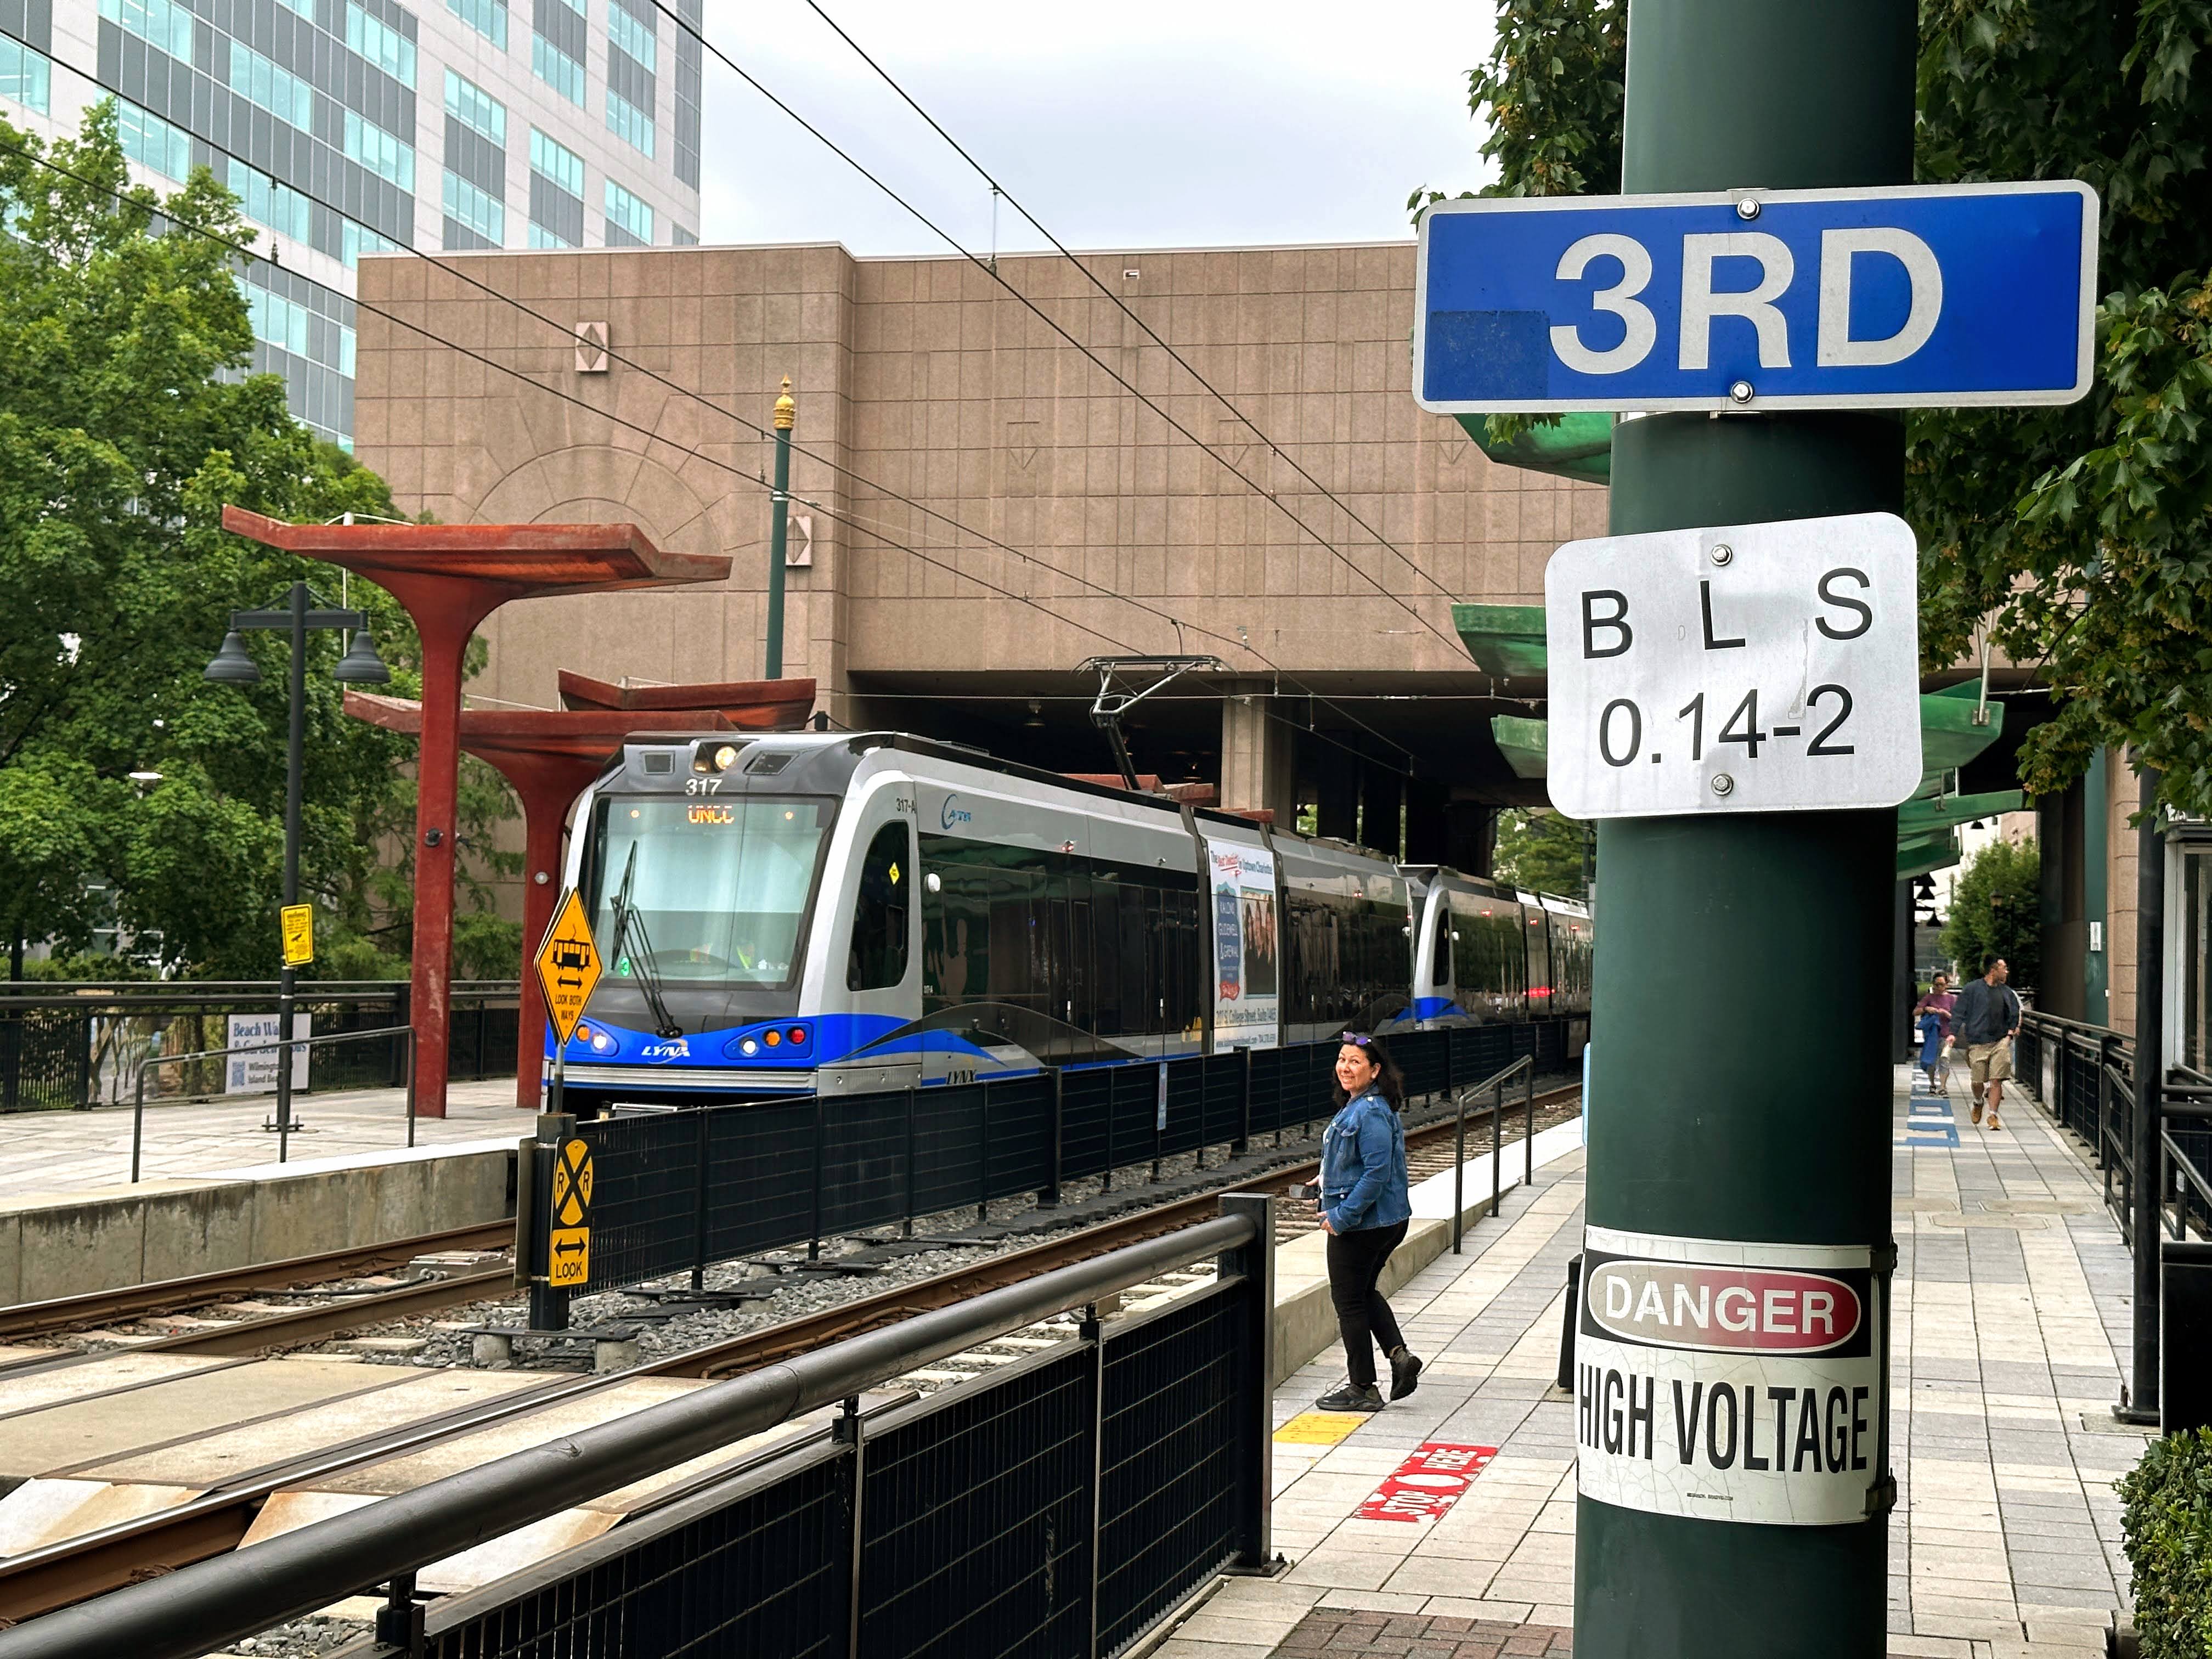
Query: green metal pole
766 376 794 680
1576 6 1913 1657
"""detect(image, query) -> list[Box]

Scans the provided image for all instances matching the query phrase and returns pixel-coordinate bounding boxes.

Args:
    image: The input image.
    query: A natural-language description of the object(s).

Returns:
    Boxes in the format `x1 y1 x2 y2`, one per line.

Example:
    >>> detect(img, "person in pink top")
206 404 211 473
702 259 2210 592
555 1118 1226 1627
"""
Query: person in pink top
1914 973 1957 1094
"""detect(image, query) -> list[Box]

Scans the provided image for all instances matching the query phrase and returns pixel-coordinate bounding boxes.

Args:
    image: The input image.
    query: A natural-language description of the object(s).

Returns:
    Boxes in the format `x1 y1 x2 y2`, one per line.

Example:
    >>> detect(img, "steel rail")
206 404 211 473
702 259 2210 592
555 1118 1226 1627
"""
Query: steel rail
0 1222 514 1345
0 1214 1257 1659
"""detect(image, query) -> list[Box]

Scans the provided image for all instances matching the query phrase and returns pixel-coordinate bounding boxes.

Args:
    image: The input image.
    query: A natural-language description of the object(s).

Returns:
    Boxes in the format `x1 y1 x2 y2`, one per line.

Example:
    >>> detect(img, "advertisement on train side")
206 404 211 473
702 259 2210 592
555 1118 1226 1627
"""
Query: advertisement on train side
1207 840 1279 1051
1572 1226 1887 1526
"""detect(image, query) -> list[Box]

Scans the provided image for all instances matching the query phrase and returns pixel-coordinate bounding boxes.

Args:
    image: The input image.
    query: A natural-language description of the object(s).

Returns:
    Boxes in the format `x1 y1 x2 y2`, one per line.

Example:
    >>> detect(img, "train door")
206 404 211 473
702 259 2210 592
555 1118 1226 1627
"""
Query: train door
817 798 922 1094
1521 891 1553 1018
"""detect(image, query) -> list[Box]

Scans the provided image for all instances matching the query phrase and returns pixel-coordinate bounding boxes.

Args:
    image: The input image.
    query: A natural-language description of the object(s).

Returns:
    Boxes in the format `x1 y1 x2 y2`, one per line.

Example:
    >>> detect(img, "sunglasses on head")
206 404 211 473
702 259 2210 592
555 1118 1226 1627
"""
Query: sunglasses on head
1339 1033 1372 1047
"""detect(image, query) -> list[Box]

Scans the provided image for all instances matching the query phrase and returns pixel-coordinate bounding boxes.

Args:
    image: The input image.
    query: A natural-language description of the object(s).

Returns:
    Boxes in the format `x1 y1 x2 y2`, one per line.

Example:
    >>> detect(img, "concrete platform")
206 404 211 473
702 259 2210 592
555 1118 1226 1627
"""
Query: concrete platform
1150 1069 2147 1659
0 1079 523 1200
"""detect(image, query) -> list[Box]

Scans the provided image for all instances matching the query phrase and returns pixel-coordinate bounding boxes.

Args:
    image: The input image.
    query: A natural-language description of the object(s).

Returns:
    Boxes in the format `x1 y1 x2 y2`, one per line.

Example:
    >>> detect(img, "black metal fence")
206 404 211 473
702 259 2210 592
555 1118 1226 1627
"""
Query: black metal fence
0 982 520 1111
2017 1012 2212 1240
553 1020 1555 1302
0 1204 1276 1659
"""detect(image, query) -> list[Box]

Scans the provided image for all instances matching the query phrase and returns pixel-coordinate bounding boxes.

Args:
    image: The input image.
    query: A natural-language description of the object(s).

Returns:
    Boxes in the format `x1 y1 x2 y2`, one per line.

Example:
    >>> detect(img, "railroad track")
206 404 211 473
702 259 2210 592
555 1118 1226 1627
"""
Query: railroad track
0 1222 516 1349
0 1081 1579 1626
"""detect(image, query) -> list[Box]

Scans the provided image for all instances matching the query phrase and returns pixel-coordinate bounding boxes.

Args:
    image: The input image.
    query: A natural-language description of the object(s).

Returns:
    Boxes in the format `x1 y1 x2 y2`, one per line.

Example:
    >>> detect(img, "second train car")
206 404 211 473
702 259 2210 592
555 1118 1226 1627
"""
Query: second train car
551 731 1589 1112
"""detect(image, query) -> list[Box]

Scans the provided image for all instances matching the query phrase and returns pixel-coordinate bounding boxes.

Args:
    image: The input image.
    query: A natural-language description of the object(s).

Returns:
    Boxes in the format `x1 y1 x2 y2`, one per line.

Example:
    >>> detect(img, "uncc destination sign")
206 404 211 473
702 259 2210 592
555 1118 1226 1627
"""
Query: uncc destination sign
1415 182 2097 412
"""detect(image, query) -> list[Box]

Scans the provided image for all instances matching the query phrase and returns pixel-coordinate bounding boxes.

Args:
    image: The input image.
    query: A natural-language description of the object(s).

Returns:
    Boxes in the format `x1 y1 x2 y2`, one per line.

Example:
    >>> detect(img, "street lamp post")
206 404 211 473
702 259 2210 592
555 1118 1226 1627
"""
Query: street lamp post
205 582 388 1160
765 376 794 679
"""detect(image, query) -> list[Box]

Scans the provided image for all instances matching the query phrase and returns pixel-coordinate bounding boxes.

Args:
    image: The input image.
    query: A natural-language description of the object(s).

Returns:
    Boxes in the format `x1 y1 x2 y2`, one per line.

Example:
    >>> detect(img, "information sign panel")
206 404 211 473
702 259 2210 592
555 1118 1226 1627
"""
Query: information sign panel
546 1136 592 1288
1415 182 2097 412
1544 513 1921 819
534 889 602 1048
280 904 313 967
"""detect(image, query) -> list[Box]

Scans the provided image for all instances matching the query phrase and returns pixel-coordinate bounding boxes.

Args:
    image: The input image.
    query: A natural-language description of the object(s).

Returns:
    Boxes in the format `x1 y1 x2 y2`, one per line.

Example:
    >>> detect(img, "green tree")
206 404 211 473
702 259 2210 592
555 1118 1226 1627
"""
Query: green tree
1492 808 1592 898
0 104 517 978
1421 1 2212 814
1942 837 2041 989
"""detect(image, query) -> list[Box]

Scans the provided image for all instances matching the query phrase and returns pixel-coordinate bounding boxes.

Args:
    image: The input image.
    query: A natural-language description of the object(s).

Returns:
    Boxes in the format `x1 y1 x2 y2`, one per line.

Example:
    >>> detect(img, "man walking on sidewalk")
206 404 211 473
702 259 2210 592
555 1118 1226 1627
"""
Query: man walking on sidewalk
1953 957 2023 1131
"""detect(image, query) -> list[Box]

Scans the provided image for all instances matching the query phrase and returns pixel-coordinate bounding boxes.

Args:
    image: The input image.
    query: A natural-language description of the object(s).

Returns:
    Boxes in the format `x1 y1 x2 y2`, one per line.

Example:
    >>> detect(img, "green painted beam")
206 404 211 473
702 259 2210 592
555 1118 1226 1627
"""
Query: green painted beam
1489 714 1548 780
1454 411 1613 485
1453 605 1548 678
1897 789 2026 833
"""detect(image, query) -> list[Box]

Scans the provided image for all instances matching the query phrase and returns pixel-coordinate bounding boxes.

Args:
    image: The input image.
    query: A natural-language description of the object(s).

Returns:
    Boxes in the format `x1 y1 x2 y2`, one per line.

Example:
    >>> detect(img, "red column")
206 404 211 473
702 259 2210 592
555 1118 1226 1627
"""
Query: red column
407 607 479 1119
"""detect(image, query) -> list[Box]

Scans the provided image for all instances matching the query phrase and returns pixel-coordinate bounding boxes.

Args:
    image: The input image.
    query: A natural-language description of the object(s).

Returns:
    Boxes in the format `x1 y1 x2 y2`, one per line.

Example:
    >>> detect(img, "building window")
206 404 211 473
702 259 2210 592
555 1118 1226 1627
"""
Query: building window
531 32 584 105
526 221 572 249
448 0 507 48
527 127 584 246
603 178 650 245
672 222 696 246
606 88 653 156
672 0 700 188
346 4 417 88
341 219 402 267
117 99 190 181
273 0 315 16
444 69 507 145
0 36 51 114
229 43 317 131
443 169 504 243
343 109 415 190
229 159 314 244
99 0 194 61
608 0 653 69
528 127 584 198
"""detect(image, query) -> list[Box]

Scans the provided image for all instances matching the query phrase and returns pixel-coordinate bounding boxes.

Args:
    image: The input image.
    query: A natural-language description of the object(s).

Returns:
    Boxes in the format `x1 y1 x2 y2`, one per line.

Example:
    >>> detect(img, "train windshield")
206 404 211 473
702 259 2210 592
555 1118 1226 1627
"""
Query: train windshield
586 797 834 986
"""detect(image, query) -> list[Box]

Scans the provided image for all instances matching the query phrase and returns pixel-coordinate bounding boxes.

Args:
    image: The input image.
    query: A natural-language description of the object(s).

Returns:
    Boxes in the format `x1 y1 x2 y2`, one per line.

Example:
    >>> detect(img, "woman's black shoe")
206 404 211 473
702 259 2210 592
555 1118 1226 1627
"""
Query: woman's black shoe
1389 1348 1424 1401
1316 1381 1384 1412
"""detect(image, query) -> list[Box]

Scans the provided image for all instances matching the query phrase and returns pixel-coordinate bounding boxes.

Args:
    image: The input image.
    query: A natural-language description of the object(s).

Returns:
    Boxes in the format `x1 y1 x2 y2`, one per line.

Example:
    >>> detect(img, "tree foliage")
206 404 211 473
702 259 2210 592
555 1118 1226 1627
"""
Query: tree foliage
1492 808 1590 898
1424 1 2212 814
0 104 518 978
1942 837 2041 988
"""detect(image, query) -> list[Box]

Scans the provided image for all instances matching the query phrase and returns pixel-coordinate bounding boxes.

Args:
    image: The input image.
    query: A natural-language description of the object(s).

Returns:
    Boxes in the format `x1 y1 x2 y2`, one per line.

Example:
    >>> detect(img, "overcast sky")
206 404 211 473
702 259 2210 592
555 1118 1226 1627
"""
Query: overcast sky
693 1 1499 257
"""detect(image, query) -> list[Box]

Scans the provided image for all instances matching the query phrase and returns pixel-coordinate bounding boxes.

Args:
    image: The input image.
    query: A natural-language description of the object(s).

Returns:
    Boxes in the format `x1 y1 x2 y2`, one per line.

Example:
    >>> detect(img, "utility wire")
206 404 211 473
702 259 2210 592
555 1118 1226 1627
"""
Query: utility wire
797 0 1465 610
636 0 1470 661
0 53 1420 767
0 128 1424 776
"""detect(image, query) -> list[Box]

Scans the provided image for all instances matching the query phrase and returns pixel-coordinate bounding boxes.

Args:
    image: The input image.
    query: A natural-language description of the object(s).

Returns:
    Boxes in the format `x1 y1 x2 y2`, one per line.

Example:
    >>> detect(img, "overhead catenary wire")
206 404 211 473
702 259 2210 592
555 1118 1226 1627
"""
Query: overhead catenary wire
795 0 1466 611
0 129 1429 778
12 47 1425 767
633 0 1471 662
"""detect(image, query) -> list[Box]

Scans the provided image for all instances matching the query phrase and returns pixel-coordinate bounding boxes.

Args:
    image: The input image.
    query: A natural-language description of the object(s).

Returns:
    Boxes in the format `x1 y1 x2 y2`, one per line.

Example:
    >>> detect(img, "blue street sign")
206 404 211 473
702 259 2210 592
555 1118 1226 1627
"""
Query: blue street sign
1414 182 2098 414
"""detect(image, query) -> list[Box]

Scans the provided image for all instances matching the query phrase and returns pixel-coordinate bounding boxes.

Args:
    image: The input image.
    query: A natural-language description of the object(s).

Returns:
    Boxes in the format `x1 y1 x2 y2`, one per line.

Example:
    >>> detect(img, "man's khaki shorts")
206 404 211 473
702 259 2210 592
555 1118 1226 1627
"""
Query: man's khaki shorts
1968 1041 2012 1092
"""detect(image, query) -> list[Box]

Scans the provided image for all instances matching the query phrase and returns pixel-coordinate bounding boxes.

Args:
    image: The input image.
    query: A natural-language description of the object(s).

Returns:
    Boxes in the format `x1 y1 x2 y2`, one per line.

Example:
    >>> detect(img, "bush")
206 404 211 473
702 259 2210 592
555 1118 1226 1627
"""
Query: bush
2119 1429 2212 1656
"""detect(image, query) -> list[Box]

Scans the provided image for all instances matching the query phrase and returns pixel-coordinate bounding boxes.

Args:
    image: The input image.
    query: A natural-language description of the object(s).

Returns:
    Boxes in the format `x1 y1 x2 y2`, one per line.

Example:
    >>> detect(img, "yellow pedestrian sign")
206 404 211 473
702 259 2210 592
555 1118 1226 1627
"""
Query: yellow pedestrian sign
534 889 602 1048
546 1137 592 1288
280 904 314 967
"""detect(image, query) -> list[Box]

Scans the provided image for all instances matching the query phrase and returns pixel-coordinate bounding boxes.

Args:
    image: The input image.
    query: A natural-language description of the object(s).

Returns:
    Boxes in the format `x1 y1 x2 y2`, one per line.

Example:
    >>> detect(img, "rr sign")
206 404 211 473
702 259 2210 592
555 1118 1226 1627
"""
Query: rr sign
1415 181 2098 412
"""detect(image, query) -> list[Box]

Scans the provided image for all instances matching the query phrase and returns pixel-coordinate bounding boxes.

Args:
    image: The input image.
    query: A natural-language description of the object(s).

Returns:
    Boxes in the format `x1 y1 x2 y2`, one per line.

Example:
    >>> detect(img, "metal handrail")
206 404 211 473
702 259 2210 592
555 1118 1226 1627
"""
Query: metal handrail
130 1025 417 1182
0 1207 1263 1659
1452 1054 1536 1255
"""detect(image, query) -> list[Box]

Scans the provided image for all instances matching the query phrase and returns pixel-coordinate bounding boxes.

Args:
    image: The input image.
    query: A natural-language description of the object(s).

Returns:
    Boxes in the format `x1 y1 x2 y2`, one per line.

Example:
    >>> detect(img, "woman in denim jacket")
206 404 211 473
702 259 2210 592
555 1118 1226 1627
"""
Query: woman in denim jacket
1314 1032 1421 1412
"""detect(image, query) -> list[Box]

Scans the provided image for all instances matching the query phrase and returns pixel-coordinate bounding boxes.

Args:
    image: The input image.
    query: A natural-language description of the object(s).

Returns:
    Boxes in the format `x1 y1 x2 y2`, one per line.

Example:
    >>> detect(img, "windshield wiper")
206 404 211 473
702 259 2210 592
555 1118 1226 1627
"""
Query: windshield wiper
605 844 683 1040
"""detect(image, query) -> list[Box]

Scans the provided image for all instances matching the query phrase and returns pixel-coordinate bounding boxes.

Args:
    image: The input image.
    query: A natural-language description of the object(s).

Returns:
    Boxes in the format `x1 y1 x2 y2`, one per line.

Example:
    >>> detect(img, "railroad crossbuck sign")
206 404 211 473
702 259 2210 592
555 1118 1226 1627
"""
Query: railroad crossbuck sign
1544 513 1921 819
534 888 602 1048
547 1137 592 1288
1414 182 2098 411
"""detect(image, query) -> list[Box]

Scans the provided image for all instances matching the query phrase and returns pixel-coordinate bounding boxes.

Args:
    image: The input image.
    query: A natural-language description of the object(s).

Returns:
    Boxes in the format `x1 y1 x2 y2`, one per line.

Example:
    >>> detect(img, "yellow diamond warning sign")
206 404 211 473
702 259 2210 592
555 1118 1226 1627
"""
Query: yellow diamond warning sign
534 889 602 1048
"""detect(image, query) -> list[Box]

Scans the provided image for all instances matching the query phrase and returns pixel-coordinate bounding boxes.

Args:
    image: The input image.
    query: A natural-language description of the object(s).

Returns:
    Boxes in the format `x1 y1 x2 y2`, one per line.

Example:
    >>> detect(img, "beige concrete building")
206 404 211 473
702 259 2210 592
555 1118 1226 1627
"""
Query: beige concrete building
353 236 1602 863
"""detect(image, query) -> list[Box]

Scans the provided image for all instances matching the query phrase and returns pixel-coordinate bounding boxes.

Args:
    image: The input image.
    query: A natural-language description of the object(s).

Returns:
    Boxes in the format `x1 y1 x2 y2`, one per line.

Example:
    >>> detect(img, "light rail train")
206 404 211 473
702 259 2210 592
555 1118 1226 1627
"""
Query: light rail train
552 732 1590 1113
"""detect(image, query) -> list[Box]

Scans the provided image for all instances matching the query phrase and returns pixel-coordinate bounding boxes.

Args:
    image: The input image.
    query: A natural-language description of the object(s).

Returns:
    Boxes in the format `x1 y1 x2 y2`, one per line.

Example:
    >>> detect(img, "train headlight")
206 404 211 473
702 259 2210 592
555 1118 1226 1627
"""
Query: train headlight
591 1029 616 1053
738 1037 759 1057
713 743 741 770
764 1029 781 1047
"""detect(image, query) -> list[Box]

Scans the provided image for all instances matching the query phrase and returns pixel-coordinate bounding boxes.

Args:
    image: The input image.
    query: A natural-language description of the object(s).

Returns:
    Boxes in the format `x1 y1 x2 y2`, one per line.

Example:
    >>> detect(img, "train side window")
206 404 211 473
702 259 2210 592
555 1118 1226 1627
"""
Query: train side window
847 822 912 991
1430 905 1451 988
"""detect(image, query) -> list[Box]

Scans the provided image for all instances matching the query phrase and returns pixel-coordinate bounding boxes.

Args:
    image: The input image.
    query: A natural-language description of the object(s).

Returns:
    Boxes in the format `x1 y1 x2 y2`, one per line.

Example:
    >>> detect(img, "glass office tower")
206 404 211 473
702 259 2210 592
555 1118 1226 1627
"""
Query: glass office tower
0 0 703 443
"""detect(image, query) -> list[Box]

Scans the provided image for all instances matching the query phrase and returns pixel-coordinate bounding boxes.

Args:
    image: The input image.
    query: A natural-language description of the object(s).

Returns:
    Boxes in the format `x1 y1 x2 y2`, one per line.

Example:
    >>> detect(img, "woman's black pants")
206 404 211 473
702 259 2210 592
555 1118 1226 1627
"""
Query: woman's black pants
1327 1218 1409 1387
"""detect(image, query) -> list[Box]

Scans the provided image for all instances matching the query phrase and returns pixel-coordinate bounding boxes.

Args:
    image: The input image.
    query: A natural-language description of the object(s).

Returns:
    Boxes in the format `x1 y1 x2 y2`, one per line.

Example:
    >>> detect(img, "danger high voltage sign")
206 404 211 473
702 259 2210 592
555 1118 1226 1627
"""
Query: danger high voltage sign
1573 1227 1889 1527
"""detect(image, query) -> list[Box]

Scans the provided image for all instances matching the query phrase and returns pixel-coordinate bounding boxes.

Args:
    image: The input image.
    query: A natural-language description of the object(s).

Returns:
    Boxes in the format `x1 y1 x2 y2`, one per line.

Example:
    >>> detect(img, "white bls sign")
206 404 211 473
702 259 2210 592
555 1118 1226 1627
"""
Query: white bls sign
1573 1227 1888 1528
1543 512 1922 819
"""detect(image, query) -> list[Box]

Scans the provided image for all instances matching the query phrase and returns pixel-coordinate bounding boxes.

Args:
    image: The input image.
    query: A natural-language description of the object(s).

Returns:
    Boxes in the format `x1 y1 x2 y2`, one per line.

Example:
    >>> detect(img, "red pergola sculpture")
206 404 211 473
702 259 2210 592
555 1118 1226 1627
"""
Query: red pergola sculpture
346 678 815 1112
221 507 731 1118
